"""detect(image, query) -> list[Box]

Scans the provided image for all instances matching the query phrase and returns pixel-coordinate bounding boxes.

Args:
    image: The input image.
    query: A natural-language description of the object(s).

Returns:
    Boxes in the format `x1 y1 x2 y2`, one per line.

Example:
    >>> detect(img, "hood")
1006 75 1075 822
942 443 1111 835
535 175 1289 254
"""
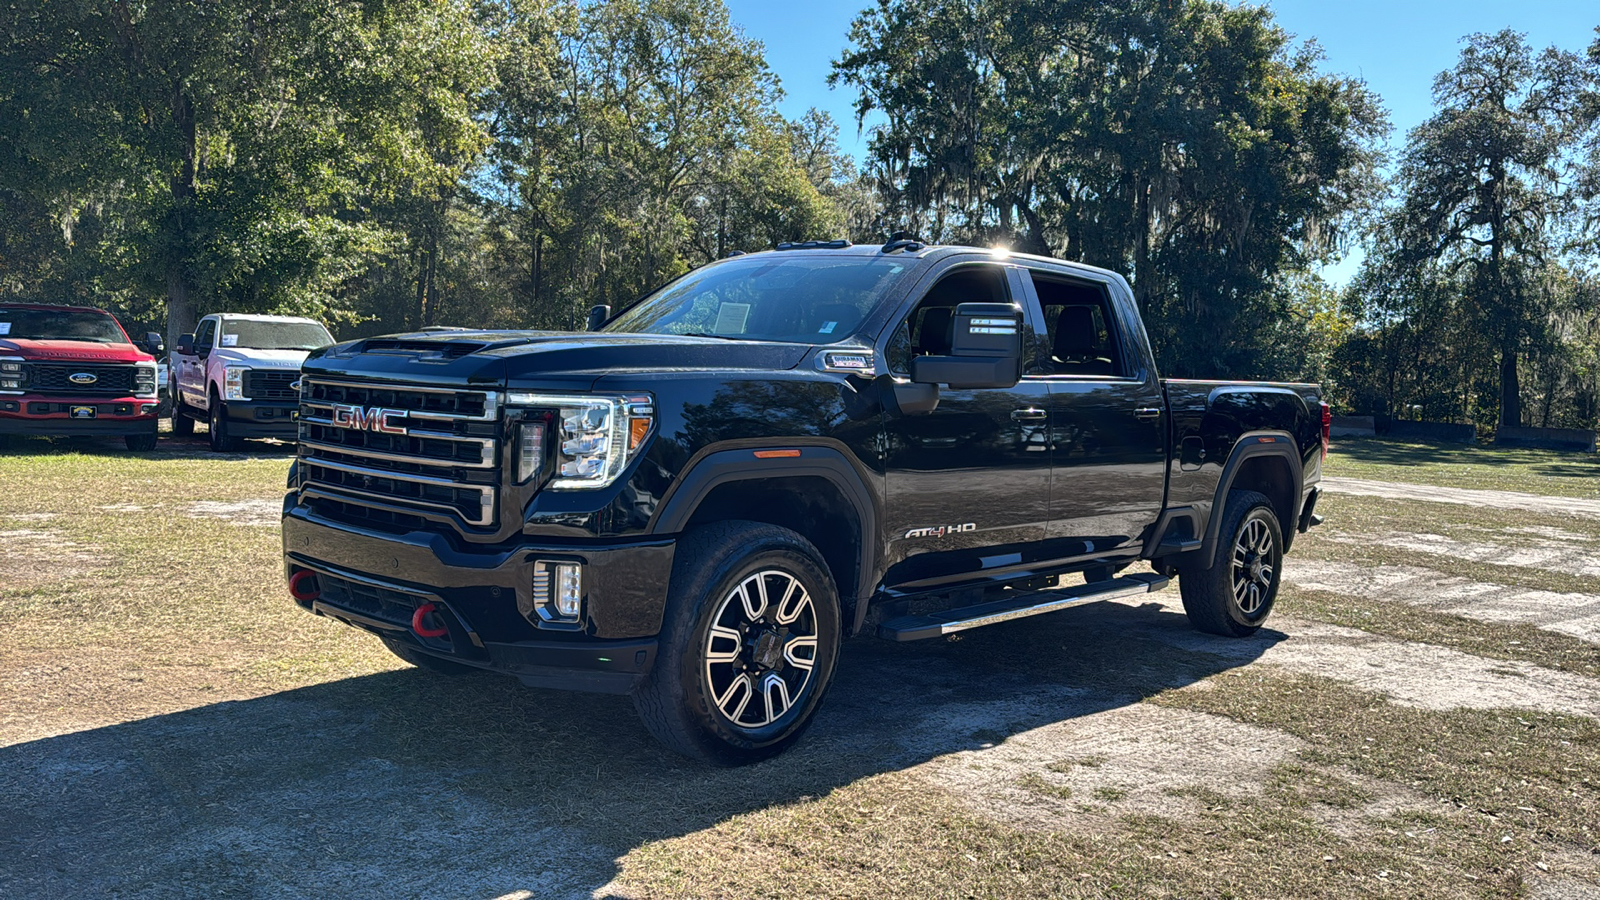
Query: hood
0 338 152 364
304 330 812 392
210 348 310 367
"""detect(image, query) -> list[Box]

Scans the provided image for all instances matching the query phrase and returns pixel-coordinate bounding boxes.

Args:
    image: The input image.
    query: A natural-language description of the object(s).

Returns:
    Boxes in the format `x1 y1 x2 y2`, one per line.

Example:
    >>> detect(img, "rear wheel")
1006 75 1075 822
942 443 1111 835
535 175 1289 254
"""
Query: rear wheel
381 637 482 676
1179 490 1283 637
171 398 195 436
632 521 841 766
208 392 237 452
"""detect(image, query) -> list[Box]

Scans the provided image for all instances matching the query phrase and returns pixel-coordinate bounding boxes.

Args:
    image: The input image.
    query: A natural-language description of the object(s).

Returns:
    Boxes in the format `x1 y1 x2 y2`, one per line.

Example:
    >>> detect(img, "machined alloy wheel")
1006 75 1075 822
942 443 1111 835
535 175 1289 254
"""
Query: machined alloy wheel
1230 518 1275 615
703 569 820 729
1178 489 1282 637
632 520 841 766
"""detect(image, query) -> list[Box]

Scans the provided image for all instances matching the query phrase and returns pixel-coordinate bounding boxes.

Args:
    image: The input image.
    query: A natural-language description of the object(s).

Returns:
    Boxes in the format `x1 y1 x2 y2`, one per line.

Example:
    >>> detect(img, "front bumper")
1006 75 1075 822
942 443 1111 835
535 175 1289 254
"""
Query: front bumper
223 399 299 438
282 502 675 693
0 395 160 436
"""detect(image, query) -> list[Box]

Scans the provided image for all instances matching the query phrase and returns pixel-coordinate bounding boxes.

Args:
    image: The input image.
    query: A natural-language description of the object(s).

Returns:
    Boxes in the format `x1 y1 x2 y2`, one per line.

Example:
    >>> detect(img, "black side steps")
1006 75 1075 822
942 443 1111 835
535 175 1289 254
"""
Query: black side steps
876 572 1171 642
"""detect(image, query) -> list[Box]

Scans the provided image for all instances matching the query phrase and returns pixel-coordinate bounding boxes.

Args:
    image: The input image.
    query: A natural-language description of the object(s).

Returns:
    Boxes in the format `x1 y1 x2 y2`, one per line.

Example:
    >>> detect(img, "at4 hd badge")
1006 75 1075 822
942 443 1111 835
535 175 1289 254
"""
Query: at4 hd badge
904 522 976 539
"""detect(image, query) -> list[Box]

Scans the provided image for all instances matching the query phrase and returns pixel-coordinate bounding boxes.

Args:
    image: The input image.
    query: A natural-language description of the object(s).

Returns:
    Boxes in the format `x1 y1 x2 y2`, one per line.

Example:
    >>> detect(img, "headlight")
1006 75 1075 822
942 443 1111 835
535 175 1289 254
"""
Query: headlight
224 366 250 401
133 363 158 397
504 392 654 490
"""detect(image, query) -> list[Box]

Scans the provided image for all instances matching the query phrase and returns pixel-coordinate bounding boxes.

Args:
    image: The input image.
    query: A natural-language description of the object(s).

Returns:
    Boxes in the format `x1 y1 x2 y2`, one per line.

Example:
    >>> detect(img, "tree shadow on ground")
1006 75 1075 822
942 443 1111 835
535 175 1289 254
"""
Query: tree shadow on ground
0 597 1280 899
0 432 296 460
1333 437 1598 475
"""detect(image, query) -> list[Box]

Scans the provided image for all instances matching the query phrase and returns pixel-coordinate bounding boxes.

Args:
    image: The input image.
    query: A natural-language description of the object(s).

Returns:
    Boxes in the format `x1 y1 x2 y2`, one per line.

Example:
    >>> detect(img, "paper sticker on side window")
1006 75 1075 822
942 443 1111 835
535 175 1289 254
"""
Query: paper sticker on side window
713 303 750 335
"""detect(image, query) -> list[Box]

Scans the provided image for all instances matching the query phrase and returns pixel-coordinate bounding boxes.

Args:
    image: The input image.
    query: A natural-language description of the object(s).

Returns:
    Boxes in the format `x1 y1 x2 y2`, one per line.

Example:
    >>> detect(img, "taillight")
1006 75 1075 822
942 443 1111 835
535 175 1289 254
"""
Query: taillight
1320 401 1331 460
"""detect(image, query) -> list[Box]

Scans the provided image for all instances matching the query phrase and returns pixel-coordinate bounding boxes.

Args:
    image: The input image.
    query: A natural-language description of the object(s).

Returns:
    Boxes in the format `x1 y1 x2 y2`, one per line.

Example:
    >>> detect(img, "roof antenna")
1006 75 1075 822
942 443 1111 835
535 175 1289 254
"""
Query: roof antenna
881 231 925 253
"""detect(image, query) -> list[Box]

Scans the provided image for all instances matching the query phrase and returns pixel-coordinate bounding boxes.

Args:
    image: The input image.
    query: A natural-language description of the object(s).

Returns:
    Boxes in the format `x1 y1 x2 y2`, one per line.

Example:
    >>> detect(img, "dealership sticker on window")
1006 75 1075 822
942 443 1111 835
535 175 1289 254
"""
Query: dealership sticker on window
713 303 750 335
819 321 837 334
220 334 239 346
0 323 10 335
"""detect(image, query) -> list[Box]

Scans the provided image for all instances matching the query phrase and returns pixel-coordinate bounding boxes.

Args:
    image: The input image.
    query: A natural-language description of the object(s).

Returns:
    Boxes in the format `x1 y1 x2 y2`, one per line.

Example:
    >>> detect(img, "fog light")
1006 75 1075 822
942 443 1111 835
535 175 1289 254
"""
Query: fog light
0 377 19 390
525 560 583 626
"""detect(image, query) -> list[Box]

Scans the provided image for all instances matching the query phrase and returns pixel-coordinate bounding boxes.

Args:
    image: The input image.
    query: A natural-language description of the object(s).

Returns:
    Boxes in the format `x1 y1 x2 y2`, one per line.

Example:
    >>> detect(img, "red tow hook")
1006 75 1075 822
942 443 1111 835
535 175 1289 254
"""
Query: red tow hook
288 570 321 602
411 602 449 638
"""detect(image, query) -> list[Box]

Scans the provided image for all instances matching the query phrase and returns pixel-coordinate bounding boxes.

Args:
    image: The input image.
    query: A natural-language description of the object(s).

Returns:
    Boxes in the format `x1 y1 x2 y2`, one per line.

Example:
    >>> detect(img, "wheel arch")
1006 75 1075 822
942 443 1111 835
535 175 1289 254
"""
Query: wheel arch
649 444 880 634
1198 431 1302 567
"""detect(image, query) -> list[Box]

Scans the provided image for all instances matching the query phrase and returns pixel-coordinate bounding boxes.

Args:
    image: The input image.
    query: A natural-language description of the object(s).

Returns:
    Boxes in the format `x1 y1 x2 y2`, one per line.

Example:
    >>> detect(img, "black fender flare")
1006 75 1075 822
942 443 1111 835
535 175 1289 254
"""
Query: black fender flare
648 444 881 630
1198 430 1303 569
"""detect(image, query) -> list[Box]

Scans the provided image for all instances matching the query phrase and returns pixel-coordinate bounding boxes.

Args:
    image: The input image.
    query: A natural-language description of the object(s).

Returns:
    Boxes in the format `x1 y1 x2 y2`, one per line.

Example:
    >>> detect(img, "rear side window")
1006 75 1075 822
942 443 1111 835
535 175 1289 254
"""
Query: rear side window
1032 274 1125 378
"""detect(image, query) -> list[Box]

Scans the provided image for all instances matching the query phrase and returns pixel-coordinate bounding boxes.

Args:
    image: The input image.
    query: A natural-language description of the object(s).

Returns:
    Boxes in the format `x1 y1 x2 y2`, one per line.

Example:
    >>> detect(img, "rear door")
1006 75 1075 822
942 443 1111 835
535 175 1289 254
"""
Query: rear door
877 259 1054 590
1019 266 1166 553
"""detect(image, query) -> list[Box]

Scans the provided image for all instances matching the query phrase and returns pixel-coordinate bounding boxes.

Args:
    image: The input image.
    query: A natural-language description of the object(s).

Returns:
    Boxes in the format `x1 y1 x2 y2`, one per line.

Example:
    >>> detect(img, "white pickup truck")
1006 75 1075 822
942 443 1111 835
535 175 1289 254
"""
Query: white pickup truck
170 313 333 451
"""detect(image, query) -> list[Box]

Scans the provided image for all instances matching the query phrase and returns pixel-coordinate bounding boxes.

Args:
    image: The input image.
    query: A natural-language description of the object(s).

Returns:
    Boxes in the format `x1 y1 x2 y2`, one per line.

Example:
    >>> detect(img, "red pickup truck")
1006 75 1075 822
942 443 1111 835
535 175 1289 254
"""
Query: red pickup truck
0 303 164 451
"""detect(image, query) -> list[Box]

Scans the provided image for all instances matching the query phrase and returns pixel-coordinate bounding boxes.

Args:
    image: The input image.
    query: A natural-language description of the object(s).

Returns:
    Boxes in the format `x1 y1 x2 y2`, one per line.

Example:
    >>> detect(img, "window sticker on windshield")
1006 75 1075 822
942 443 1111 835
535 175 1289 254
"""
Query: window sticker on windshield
0 323 10 335
819 321 837 334
220 334 239 347
713 303 750 335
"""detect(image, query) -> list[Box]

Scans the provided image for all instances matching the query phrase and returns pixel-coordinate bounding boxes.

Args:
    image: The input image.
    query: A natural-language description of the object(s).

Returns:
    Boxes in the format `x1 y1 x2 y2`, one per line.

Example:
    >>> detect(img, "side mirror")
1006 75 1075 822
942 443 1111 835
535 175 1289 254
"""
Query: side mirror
586 304 611 332
144 332 165 355
909 302 1023 389
176 334 195 355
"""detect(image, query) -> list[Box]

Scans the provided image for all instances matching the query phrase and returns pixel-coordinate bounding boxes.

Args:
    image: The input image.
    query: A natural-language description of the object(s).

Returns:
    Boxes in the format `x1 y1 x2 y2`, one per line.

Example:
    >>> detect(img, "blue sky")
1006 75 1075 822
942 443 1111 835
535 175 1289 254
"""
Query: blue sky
723 0 1599 281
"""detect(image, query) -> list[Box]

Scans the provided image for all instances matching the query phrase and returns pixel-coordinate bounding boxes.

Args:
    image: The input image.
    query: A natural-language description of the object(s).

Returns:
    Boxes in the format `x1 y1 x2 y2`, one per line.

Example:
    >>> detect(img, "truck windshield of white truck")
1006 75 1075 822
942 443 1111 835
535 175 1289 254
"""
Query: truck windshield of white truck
219 318 333 351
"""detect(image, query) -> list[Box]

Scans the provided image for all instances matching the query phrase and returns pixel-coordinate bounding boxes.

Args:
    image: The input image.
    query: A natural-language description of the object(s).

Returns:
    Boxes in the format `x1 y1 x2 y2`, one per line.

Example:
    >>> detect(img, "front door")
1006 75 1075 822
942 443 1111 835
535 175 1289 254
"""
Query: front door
879 261 1053 590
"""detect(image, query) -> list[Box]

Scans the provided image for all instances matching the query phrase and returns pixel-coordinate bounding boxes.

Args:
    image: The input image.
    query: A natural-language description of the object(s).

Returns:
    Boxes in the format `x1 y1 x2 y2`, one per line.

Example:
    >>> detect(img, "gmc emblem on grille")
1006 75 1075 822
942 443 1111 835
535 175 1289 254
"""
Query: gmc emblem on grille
331 403 407 434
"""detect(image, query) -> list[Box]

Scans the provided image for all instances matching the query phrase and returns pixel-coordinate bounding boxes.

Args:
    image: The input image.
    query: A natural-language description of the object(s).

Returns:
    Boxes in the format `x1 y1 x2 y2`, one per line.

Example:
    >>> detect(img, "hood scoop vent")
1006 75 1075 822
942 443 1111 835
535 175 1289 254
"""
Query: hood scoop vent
360 338 489 359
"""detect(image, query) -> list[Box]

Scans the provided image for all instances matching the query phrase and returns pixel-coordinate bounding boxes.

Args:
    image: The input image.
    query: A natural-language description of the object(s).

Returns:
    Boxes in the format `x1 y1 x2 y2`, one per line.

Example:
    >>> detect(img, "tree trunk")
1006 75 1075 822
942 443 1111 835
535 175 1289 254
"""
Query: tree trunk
165 88 199 349
1499 344 1521 429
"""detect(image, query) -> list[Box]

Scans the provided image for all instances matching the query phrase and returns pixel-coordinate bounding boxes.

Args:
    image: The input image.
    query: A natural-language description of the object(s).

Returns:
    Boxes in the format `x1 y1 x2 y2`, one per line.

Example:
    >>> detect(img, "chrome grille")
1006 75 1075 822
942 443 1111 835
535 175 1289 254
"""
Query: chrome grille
298 377 500 528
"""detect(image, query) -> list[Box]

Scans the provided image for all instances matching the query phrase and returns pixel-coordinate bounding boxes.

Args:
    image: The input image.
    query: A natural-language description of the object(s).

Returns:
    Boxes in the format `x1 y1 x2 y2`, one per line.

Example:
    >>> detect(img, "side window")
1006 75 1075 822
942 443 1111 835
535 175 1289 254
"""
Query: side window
195 318 216 353
1032 273 1125 377
886 265 1011 375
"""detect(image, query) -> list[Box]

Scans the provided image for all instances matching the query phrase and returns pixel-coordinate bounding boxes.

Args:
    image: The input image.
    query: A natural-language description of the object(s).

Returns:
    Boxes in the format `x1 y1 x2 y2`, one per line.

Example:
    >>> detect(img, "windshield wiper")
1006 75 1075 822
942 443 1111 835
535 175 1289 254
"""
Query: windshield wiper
678 332 747 341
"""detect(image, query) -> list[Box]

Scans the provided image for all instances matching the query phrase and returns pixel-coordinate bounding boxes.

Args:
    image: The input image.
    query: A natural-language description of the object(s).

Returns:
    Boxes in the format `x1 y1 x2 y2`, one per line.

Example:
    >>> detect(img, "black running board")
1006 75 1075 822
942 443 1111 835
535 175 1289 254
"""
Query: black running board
877 572 1171 641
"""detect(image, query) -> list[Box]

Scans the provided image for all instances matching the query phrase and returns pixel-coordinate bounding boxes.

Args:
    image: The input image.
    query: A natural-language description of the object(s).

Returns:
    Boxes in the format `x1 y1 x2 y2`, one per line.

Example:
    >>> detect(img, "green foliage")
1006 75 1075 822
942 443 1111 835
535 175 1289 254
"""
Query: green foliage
0 0 494 339
1340 30 1600 431
832 0 1389 378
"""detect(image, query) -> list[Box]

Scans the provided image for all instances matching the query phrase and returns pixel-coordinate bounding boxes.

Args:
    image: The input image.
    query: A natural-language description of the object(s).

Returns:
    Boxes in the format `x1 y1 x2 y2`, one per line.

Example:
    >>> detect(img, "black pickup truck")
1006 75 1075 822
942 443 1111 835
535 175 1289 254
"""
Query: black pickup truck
281 241 1328 764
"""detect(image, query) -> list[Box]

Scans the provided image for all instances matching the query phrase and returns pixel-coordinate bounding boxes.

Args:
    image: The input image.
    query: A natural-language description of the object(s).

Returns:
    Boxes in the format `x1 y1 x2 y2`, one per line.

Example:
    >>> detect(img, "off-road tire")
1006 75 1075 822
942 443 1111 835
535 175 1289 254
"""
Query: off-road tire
171 399 195 436
208 392 237 452
125 430 158 452
380 636 482 676
1179 489 1282 637
632 521 842 766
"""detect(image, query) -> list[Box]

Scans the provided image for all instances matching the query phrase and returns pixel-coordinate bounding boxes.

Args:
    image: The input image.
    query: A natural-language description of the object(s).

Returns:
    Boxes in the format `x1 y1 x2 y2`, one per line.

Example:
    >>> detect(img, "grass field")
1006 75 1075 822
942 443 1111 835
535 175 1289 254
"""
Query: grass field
2 432 1598 898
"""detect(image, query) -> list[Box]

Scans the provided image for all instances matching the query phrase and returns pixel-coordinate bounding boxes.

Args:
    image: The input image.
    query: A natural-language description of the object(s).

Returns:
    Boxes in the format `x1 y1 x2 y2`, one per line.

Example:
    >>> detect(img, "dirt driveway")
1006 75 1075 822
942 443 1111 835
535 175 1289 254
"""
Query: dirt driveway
2 435 1598 898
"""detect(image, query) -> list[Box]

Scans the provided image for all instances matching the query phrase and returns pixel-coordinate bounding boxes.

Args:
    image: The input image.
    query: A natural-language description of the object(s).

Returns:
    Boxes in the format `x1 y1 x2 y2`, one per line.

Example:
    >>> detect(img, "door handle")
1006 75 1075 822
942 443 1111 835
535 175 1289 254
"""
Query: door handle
1133 407 1162 420
1011 408 1047 422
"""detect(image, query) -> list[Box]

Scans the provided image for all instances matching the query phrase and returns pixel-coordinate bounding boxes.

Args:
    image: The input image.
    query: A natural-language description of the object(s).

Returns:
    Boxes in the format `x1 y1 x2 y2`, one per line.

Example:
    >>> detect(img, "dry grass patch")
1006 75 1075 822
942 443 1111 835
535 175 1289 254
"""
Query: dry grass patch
1325 439 1600 500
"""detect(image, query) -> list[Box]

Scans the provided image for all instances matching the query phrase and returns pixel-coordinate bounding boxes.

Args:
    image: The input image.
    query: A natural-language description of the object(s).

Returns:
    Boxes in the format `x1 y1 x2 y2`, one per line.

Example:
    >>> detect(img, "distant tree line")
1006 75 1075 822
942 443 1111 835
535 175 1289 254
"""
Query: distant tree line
2 1 1598 433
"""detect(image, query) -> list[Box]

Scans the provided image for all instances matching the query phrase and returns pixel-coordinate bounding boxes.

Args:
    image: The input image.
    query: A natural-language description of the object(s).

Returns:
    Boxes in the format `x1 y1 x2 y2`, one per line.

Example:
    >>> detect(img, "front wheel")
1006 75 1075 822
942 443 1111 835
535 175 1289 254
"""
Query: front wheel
632 521 841 766
125 430 158 452
208 394 237 452
1179 490 1283 637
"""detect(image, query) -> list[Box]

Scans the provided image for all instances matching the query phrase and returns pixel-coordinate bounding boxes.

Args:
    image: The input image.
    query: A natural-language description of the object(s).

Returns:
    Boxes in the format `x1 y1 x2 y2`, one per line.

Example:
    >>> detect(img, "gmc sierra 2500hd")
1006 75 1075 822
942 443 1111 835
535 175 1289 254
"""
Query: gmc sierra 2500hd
282 240 1328 765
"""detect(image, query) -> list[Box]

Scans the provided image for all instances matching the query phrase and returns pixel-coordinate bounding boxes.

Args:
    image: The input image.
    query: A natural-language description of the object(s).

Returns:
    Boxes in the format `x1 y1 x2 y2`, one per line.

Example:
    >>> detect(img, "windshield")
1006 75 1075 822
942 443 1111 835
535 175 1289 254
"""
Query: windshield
219 319 333 351
603 256 908 343
0 307 128 343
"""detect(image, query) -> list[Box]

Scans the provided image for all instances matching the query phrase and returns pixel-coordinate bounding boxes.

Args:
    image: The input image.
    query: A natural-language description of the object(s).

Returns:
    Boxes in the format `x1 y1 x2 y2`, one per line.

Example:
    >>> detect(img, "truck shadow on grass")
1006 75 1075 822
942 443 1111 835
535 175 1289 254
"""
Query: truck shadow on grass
0 597 1281 899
